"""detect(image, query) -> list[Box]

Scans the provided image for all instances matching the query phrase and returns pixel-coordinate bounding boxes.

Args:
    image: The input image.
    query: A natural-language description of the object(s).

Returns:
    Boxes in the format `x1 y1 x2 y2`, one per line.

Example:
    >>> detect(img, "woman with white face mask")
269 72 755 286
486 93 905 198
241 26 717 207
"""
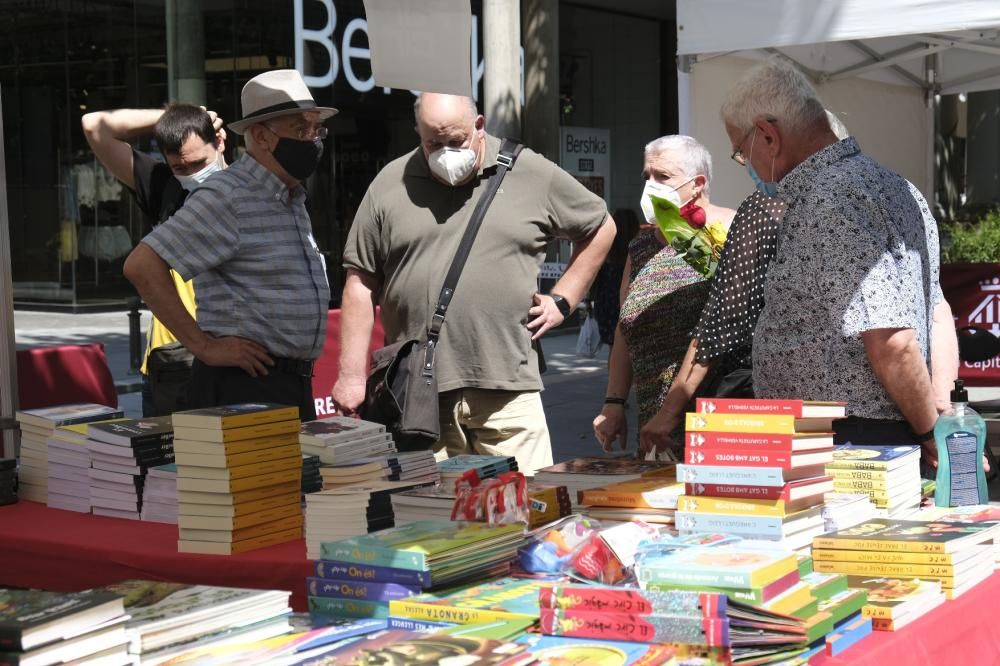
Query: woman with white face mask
592 135 736 460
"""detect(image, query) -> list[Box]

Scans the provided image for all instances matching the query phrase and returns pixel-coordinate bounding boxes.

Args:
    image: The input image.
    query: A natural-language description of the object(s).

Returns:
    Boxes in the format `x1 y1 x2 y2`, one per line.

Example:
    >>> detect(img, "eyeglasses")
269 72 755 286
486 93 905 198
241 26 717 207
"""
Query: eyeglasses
731 118 776 166
730 126 756 166
264 123 328 141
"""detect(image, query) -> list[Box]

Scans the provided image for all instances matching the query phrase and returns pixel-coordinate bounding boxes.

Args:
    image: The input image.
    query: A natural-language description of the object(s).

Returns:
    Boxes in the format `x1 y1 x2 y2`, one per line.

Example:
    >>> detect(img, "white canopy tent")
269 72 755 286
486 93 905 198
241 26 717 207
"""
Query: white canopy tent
675 0 1000 209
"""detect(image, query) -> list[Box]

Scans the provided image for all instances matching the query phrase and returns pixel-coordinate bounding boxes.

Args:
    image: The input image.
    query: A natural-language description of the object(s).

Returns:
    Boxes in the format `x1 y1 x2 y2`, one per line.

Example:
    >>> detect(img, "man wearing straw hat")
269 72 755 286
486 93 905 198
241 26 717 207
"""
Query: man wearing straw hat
124 69 335 420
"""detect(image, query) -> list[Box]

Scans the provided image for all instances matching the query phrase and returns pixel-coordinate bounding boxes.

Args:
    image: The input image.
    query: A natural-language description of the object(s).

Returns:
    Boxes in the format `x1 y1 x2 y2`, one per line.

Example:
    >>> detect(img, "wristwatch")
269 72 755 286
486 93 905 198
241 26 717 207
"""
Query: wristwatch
550 293 572 318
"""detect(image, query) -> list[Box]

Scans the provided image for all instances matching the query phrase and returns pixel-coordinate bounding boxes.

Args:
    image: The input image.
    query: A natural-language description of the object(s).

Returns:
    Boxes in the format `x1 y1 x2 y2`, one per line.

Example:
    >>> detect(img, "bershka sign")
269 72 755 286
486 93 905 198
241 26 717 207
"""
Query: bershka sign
560 126 611 205
294 0 522 100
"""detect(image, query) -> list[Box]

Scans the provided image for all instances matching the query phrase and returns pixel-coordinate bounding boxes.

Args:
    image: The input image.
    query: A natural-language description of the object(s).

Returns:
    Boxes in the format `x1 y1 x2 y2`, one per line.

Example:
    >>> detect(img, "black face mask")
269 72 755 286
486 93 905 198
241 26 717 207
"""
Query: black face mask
272 137 324 181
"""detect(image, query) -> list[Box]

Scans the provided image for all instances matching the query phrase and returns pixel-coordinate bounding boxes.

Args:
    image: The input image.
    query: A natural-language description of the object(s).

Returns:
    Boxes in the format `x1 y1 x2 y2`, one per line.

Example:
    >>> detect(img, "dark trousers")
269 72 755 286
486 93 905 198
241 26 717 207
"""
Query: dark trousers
834 417 935 479
187 360 317 422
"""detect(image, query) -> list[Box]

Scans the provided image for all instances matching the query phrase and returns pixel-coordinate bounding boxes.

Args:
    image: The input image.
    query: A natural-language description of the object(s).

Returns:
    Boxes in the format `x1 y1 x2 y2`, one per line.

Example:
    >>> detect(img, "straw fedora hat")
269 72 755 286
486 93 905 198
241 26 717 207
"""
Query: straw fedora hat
228 69 338 135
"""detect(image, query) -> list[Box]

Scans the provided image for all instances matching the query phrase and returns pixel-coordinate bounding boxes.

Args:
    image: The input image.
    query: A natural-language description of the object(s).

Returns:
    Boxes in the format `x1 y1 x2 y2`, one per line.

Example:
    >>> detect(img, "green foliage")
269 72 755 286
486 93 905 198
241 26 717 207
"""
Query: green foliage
942 208 1000 263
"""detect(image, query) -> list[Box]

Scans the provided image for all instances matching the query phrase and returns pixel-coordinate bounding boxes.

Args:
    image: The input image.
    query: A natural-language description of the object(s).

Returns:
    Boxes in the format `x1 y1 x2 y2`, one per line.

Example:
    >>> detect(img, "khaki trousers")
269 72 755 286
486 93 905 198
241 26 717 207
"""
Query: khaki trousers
434 388 554 475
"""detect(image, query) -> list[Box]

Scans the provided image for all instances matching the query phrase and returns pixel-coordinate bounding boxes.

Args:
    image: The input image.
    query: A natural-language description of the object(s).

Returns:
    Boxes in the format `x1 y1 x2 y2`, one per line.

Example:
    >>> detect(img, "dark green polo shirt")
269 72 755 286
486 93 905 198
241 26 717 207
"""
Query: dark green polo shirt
344 134 608 392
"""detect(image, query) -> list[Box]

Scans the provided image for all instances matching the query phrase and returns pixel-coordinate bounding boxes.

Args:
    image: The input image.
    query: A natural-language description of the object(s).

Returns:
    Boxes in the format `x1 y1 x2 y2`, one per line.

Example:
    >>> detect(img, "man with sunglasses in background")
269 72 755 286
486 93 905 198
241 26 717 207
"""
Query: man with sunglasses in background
124 70 334 420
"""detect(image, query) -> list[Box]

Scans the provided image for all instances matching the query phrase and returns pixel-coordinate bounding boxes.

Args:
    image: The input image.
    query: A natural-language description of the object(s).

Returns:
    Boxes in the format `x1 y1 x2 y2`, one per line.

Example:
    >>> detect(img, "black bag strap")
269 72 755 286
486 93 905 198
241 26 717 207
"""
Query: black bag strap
422 138 523 376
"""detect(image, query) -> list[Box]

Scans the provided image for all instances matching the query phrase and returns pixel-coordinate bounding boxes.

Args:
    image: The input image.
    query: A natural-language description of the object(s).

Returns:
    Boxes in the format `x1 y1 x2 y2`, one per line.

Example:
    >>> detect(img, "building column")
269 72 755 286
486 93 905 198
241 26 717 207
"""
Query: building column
521 0 558 160
167 0 206 105
483 0 521 138
965 91 1000 208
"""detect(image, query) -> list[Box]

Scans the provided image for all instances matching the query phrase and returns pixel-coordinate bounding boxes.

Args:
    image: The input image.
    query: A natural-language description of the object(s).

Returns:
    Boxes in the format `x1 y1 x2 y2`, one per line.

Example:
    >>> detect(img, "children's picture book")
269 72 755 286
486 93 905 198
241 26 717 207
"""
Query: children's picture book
635 545 798 589
514 633 678 666
812 518 1000 553
826 445 921 471
286 629 526 666
846 576 944 622
388 577 551 624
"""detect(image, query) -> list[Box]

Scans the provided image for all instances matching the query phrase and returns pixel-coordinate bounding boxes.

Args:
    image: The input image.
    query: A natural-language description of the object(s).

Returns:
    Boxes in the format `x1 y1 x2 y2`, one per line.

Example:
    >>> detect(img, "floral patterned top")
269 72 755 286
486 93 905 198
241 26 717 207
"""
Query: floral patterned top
753 138 943 419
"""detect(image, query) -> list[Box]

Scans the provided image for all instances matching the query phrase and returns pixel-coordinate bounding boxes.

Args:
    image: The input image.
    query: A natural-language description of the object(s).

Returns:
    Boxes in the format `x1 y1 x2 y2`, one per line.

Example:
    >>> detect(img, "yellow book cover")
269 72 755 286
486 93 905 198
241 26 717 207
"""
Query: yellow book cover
813 559 965 579
179 513 305 543
173 419 301 443
813 519 1000 554
811 548 969 565
832 485 919 503
685 412 797 434
675 495 793 517
389 578 551 625
176 455 302 481
178 501 301 531
172 431 300 456
579 478 683 509
175 467 301 494
171 404 299 430
761 582 815 616
831 477 906 492
175 480 301 506
826 467 890 482
174 443 302 469
177 525 302 555
178 491 303 518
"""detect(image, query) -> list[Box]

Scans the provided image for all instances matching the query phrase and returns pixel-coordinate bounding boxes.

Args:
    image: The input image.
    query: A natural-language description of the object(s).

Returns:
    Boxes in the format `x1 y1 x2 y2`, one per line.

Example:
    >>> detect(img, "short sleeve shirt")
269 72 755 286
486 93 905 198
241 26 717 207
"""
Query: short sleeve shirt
694 191 785 366
753 138 942 419
131 149 187 226
344 134 608 392
143 154 330 360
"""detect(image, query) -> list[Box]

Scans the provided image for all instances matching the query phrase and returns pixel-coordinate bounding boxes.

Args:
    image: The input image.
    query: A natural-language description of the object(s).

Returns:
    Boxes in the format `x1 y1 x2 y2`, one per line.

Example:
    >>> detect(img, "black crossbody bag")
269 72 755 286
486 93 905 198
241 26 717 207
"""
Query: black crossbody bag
361 140 523 451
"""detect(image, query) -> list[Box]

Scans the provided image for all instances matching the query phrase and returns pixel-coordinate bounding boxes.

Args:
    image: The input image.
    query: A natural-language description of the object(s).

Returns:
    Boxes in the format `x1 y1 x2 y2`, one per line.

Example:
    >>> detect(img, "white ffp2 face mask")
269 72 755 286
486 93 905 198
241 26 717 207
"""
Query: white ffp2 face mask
639 180 682 224
428 146 478 186
175 159 222 192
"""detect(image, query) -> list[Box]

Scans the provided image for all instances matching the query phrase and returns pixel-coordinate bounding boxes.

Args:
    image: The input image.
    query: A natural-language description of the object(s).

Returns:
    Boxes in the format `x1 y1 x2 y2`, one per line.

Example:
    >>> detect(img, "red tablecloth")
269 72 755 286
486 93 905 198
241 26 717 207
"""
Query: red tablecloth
0 501 312 611
812 571 1000 665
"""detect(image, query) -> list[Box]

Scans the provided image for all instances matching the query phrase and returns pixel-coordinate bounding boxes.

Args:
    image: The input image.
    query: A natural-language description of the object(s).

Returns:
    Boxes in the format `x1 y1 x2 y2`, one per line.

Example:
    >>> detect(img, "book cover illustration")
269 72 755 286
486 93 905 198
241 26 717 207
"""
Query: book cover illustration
389 578 551 624
814 518 1000 551
536 457 675 477
88 416 175 444
514 633 678 666
846 576 943 618
287 629 525 666
539 608 730 647
635 546 797 588
827 445 921 468
540 586 726 618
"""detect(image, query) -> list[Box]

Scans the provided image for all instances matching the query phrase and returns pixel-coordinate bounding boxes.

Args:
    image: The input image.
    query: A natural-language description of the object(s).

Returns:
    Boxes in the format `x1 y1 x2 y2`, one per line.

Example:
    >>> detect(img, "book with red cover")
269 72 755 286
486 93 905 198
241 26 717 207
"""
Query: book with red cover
539 608 732 646
539 586 726 618
684 476 833 502
695 398 846 418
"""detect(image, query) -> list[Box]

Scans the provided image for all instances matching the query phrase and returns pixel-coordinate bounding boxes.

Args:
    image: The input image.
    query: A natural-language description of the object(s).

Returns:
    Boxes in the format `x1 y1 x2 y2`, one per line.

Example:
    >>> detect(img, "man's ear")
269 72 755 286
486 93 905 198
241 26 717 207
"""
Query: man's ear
757 118 781 157
475 114 485 133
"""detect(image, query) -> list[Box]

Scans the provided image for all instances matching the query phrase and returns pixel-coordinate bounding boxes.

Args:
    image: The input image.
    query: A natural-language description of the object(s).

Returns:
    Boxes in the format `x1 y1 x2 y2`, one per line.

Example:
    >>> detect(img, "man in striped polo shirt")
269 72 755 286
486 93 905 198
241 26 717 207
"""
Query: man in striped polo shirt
123 70 335 420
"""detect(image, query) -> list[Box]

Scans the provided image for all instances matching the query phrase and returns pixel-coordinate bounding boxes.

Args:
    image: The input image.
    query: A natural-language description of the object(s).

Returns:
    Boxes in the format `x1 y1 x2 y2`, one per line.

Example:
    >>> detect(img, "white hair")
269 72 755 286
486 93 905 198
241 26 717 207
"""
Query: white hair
644 134 714 196
721 56 827 135
825 109 849 140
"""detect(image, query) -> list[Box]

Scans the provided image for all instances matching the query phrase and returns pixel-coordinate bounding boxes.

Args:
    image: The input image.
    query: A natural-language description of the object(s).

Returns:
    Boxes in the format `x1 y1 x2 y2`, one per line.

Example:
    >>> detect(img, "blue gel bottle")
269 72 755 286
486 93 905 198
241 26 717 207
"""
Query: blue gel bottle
933 379 988 507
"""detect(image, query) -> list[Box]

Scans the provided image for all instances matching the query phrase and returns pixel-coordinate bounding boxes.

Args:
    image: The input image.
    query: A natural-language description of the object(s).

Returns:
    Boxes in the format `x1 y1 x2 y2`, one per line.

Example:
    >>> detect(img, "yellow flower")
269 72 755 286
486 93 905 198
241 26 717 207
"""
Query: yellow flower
705 221 728 247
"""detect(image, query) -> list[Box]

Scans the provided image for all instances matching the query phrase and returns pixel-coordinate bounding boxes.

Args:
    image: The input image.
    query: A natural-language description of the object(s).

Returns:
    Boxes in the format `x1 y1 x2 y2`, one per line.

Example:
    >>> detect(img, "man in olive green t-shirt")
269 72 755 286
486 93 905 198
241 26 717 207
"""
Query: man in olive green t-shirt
333 93 616 473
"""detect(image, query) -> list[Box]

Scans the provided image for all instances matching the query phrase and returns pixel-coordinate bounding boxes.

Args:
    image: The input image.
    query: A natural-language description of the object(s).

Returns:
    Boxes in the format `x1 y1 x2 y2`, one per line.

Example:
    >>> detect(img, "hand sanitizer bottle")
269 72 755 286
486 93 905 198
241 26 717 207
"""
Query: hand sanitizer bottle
933 380 988 507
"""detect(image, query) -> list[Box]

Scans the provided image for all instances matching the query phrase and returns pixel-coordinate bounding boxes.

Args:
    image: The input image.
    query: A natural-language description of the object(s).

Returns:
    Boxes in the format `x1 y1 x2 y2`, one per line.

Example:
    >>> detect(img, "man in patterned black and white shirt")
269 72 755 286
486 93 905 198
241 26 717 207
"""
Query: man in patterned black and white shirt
718 57 948 466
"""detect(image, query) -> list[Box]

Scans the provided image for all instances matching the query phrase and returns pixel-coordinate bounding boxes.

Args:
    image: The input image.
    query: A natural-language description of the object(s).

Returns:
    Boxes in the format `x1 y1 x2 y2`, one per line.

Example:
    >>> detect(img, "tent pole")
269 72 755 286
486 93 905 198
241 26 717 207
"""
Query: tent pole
0 85 20 459
926 54 938 210
677 54 693 136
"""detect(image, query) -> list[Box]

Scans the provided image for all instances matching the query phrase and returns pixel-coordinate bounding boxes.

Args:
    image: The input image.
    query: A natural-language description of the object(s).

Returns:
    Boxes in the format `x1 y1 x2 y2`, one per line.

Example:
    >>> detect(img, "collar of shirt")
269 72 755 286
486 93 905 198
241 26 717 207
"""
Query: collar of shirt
242 153 306 205
403 133 502 180
777 136 860 203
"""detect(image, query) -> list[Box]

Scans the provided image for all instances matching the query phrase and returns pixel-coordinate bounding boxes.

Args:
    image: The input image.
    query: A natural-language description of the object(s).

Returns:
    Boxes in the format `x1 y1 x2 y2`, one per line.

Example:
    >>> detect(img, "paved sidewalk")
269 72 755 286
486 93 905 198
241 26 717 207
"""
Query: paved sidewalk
13 311 631 462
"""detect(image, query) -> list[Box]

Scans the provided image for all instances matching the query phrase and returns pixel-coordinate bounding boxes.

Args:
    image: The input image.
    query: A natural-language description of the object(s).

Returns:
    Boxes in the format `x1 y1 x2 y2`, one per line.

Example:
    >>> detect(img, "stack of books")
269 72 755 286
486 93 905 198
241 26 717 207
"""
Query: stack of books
319 450 439 490
47 422 119 513
302 453 322 496
825 445 922 518
532 457 676 506
822 492 877 532
307 561 426 621
86 416 175 520
94 580 292 664
304 480 436 559
577 477 685 525
14 403 124 503
437 454 518 488
844 577 944 632
675 398 839 551
171 404 304 554
795 572 873 657
526 482 573 528
315 521 525 617
299 416 395 465
141 463 178 523
0 588 128 665
812 518 1000 601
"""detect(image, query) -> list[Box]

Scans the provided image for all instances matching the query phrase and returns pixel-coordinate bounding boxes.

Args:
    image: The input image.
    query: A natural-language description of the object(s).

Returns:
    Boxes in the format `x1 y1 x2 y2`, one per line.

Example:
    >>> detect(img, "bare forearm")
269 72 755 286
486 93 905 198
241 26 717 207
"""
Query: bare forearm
123 243 209 357
864 328 938 434
339 270 379 379
931 299 959 412
81 109 164 140
660 338 714 418
552 216 616 306
605 323 633 399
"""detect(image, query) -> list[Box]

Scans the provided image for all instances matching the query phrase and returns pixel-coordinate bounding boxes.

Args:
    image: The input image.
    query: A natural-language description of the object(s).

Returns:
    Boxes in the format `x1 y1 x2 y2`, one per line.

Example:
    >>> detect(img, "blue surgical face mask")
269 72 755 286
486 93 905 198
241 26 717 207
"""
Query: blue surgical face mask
744 129 778 197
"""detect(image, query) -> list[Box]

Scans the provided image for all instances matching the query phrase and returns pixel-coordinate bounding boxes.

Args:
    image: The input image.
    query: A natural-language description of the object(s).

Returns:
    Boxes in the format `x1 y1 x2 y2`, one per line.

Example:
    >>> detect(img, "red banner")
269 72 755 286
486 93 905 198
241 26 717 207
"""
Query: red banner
311 308 385 417
941 263 1000 386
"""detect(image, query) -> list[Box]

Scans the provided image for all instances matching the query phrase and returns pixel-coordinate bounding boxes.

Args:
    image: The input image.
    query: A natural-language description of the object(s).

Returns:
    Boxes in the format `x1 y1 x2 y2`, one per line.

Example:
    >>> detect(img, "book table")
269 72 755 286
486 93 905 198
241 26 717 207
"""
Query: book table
0 501 312 610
